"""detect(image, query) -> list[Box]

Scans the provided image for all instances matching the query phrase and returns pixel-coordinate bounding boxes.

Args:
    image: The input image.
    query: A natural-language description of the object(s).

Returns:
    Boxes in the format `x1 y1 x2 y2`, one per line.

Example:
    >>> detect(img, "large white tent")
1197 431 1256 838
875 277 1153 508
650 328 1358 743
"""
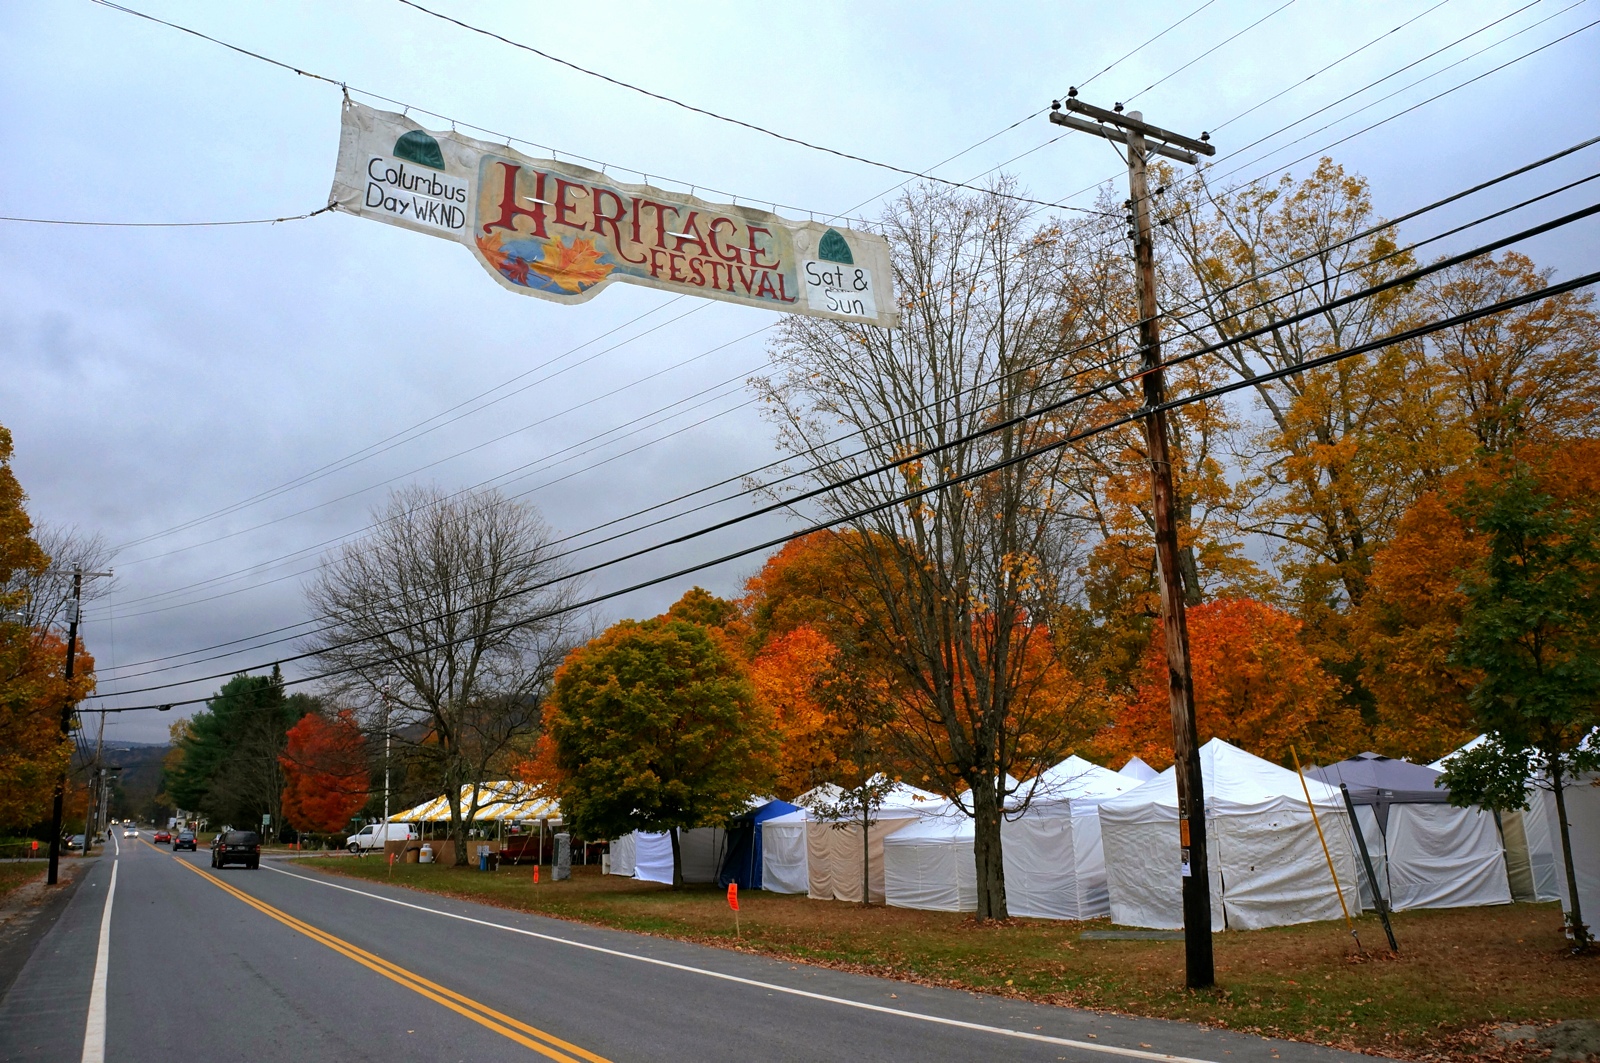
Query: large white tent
1431 736 1561 902
608 827 729 884
1002 756 1139 920
1308 753 1510 912
880 760 1137 918
759 806 810 894
1541 769 1600 934
790 781 940 902
1099 739 1362 931
1118 757 1158 782
881 803 975 912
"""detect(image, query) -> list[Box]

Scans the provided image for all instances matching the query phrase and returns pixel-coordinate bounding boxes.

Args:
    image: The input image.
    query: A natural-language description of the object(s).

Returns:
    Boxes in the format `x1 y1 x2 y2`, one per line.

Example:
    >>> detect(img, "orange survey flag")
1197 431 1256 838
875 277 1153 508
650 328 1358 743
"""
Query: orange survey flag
727 883 739 911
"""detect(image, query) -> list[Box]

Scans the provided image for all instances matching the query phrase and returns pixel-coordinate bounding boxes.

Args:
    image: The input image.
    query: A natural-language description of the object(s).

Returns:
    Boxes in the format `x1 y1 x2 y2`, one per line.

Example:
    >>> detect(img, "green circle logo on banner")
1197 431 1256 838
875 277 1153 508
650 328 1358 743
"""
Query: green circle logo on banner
818 229 853 265
393 130 446 171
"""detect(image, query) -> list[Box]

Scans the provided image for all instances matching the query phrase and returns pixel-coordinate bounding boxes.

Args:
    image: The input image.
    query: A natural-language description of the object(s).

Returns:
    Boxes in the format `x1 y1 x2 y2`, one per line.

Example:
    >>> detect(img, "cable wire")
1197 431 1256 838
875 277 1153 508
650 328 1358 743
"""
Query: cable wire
84 198 1600 702
91 260 1600 712
89 141 1600 670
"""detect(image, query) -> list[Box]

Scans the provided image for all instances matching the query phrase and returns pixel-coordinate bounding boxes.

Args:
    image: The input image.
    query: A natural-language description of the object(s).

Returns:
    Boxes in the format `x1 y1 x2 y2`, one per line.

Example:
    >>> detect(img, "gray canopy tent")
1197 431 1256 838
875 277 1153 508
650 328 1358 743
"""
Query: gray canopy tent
1308 753 1510 912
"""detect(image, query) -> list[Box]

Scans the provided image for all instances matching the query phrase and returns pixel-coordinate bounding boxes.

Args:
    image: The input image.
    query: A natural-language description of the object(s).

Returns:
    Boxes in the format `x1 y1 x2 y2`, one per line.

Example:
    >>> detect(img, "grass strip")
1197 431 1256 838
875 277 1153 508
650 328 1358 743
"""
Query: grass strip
296 858 1597 1058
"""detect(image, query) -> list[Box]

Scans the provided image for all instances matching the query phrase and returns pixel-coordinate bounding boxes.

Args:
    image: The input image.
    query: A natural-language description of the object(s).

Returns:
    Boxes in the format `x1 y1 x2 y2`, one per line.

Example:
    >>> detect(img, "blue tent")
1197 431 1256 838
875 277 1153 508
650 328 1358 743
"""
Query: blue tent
718 799 800 889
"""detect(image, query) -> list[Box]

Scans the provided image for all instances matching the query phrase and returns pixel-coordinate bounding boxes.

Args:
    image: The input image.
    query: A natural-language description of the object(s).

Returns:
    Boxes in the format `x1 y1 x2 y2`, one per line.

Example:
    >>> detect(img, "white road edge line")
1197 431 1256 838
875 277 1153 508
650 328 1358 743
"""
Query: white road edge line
266 865 1219 1063
81 844 118 1063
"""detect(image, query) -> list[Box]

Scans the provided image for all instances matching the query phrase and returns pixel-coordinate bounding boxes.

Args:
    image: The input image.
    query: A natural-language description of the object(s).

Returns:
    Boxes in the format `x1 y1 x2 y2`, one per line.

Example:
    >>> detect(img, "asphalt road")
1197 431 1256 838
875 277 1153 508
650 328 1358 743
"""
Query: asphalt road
0 834 1386 1063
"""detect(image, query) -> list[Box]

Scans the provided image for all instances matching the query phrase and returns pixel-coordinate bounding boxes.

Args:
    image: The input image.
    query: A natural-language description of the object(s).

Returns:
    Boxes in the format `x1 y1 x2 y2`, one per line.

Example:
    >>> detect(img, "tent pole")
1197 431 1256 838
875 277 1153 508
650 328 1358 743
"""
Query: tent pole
1340 783 1398 952
1291 746 1362 955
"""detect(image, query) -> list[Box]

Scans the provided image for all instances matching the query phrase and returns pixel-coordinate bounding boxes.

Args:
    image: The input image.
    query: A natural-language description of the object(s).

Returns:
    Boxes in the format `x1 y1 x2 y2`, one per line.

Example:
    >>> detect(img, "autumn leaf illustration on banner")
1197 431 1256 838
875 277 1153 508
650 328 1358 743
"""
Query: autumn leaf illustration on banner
532 235 615 293
476 232 535 286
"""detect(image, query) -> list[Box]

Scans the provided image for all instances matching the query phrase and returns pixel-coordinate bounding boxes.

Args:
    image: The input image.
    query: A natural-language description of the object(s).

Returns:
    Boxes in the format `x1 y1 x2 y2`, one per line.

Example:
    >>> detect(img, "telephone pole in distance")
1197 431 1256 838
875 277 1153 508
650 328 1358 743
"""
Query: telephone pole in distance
1049 91 1217 989
47 567 112 886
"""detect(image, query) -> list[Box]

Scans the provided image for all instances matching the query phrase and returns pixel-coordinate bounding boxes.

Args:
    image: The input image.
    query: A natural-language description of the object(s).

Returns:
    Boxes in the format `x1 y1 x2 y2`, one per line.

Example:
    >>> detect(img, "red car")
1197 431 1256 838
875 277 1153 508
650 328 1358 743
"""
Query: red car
152 830 171 844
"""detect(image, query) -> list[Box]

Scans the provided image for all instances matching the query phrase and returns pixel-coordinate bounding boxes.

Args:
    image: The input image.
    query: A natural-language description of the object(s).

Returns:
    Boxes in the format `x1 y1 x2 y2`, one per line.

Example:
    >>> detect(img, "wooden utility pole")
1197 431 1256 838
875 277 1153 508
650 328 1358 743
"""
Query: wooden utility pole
1050 92 1217 989
47 570 83 886
46 567 111 886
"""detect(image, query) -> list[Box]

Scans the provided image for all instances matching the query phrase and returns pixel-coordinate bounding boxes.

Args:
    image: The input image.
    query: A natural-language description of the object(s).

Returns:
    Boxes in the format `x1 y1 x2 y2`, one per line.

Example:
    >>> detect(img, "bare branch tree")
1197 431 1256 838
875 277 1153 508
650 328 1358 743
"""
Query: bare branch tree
305 485 585 864
755 181 1101 918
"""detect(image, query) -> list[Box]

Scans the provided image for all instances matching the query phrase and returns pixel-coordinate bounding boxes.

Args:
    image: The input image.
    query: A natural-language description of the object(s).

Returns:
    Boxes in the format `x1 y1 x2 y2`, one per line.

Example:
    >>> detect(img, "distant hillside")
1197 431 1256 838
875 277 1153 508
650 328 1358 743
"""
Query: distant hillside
102 744 171 822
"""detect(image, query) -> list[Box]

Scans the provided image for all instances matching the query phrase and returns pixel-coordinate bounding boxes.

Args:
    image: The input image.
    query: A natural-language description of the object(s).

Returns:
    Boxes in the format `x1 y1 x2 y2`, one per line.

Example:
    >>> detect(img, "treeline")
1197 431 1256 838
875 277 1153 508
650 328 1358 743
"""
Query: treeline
533 164 1600 917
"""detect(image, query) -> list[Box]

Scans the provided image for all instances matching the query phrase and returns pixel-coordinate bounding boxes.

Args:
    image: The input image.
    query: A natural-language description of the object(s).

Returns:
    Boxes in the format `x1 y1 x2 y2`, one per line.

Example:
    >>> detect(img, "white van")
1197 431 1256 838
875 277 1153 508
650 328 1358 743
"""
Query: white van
344 822 417 853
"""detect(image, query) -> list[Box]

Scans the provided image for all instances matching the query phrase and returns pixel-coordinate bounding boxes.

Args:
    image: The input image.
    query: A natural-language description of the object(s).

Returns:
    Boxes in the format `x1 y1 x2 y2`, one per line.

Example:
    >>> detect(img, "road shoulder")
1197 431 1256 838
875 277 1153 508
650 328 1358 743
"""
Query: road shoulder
0 858 93 1001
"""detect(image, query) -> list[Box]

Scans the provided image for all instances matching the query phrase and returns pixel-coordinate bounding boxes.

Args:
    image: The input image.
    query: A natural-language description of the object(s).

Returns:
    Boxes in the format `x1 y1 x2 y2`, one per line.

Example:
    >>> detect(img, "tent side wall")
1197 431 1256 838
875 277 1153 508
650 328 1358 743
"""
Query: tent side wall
1384 805 1511 911
632 832 674 884
883 831 975 913
1100 812 1223 931
806 818 913 904
1543 771 1600 928
760 819 808 894
608 833 637 877
1526 786 1564 901
1069 807 1110 918
1001 812 1082 921
1212 808 1361 930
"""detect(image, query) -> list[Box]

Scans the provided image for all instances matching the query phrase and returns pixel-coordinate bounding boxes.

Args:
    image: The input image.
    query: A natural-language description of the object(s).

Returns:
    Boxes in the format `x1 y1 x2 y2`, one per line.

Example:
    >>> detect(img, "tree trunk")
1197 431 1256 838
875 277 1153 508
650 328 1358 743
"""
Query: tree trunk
860 793 871 908
1550 762 1591 949
971 776 1008 920
669 826 683 890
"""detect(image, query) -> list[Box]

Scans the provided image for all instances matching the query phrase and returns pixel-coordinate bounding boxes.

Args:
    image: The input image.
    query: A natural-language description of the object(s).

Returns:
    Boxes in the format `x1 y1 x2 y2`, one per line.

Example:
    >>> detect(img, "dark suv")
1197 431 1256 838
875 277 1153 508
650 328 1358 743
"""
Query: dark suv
173 830 197 852
211 830 261 869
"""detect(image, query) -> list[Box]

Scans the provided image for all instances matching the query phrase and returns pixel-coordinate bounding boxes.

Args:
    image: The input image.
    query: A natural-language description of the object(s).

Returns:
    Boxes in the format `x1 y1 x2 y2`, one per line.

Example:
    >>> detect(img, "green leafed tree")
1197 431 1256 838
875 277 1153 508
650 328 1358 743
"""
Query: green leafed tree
164 667 312 831
538 600 778 888
1441 457 1600 949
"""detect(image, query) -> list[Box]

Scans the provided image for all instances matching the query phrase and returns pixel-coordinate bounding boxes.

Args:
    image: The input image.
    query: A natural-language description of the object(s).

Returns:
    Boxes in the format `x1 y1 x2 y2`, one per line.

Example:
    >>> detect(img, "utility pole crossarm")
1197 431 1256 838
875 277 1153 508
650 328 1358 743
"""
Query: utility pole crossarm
1056 95 1216 156
1048 111 1199 165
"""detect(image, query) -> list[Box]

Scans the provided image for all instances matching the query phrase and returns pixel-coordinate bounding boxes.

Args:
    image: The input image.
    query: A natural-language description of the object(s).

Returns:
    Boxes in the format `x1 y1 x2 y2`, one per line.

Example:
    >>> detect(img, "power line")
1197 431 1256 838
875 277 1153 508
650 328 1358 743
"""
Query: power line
1205 7 1600 191
0 206 332 227
1050 0 1567 214
86 0 1112 219
1123 0 1300 105
1074 0 1223 92
116 320 767 568
90 141 1600 672
101 370 768 625
389 0 1111 215
84 198 1600 703
111 296 702 552
1208 0 1456 133
90 261 1600 713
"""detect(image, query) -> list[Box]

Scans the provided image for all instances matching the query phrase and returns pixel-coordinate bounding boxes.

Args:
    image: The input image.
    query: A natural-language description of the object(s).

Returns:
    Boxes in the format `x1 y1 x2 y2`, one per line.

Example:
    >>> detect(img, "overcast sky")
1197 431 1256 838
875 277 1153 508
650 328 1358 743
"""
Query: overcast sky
3 0 1597 743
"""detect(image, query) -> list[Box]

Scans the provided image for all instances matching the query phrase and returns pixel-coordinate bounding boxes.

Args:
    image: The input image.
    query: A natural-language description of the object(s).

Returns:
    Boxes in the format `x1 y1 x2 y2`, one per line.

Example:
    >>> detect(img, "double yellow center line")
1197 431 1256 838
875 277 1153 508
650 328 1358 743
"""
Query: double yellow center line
171 856 610 1063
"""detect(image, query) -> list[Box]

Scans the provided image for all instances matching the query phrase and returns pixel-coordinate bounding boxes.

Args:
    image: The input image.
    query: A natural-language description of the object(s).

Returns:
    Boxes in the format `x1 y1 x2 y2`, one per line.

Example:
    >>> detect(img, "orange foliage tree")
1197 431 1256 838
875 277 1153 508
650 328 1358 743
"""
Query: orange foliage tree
1094 598 1356 769
0 632 92 830
280 711 369 834
0 422 92 831
1356 440 1600 763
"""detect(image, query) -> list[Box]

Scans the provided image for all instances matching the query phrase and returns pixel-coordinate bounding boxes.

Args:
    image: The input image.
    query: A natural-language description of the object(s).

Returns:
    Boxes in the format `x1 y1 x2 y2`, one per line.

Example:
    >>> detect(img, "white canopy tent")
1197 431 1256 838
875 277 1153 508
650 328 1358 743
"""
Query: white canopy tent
881 803 974 912
1099 739 1362 931
759 806 810 895
881 761 1137 919
771 782 943 903
1541 769 1600 934
609 827 729 885
1118 757 1158 782
1431 736 1561 902
608 832 636 877
1002 756 1139 920
1308 753 1510 912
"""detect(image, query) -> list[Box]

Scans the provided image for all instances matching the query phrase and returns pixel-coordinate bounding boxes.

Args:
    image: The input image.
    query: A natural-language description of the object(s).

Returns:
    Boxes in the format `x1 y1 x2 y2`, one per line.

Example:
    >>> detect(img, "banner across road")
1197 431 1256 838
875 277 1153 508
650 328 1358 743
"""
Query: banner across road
330 100 899 328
